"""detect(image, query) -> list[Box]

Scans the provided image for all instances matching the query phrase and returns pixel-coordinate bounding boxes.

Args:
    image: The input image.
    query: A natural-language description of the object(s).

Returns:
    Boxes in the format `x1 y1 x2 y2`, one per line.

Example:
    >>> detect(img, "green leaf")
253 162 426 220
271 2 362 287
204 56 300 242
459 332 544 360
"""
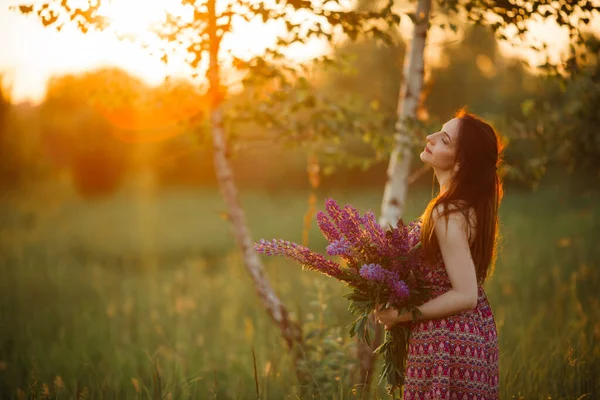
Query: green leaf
344 290 370 302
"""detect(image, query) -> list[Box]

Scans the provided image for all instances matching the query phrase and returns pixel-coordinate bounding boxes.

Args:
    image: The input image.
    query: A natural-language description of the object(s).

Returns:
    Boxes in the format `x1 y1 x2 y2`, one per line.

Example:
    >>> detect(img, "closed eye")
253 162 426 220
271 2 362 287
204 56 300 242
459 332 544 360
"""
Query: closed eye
441 130 452 145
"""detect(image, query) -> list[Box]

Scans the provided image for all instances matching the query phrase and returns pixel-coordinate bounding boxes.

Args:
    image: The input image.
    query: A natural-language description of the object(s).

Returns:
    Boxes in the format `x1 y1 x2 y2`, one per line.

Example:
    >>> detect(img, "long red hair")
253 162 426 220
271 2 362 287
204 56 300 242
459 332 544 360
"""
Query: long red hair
420 109 504 284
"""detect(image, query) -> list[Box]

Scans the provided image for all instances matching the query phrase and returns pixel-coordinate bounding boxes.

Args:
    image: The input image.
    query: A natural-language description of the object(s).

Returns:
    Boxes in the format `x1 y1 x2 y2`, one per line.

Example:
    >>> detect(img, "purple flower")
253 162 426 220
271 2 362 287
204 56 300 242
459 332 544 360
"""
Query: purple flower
325 198 344 225
389 223 412 256
362 211 389 254
254 239 342 278
360 211 377 226
339 205 366 248
255 198 422 294
326 238 352 256
390 280 410 300
316 211 341 242
388 257 411 276
359 263 389 283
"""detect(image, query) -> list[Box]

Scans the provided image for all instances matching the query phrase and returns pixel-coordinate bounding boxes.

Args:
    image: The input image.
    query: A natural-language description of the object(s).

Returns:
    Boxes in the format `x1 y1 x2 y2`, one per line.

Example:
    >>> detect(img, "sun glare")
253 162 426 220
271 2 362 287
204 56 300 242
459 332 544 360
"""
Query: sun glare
99 0 168 38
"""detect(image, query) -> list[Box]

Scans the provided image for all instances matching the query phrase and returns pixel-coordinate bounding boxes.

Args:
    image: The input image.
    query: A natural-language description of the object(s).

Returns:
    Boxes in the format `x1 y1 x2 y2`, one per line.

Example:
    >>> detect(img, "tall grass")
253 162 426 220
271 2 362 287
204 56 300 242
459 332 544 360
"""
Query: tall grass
0 184 598 399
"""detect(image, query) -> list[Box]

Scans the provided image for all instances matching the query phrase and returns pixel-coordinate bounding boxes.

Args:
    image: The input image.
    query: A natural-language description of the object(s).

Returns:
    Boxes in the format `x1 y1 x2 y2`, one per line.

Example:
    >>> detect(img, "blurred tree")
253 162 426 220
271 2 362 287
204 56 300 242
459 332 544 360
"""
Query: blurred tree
515 36 600 183
324 33 405 116
424 24 536 120
30 68 218 195
0 76 15 193
38 69 144 198
319 31 405 172
0 77 36 194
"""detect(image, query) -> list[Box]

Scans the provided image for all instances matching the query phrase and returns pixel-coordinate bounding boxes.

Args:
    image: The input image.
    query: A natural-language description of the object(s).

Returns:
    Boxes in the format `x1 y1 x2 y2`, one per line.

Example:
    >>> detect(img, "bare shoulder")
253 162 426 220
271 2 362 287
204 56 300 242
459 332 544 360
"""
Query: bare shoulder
432 202 476 241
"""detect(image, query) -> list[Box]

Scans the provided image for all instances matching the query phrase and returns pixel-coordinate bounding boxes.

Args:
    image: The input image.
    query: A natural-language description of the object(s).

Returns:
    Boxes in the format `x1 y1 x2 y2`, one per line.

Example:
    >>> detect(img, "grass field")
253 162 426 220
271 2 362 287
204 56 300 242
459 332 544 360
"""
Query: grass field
0 182 598 399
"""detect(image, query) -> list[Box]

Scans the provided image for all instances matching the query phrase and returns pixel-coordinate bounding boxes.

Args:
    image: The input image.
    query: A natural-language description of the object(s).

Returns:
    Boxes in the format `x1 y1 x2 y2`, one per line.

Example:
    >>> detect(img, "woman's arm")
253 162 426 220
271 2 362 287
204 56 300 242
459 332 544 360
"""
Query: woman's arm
376 206 479 328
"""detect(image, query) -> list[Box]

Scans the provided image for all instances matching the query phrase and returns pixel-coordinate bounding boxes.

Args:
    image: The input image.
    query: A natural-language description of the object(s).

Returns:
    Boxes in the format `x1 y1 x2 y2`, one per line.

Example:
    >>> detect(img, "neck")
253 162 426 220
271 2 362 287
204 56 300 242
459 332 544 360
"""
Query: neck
434 168 453 195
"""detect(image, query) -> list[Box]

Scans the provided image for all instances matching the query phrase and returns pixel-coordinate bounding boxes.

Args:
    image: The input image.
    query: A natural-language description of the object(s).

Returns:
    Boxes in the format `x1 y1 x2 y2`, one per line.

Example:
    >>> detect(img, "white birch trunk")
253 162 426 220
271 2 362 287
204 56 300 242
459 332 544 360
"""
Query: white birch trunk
206 0 302 351
380 0 432 226
209 108 302 348
357 0 432 393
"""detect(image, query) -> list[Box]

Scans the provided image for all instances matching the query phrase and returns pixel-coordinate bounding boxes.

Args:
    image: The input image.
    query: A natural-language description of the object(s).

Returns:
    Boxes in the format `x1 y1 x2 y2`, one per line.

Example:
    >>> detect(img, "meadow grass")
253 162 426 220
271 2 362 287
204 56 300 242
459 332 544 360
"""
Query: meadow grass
0 183 598 399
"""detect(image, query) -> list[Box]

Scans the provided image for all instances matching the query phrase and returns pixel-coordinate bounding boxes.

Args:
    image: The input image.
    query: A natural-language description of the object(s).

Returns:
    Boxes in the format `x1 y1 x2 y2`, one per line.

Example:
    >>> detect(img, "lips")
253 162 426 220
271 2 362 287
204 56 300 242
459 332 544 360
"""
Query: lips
425 146 432 154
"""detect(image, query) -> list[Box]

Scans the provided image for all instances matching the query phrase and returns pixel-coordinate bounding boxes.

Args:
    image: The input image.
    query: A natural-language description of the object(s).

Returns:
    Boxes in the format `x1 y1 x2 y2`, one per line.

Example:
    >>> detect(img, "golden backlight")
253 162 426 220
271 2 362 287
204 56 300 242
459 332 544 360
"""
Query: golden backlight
2 0 596 107
99 0 168 38
78 0 288 142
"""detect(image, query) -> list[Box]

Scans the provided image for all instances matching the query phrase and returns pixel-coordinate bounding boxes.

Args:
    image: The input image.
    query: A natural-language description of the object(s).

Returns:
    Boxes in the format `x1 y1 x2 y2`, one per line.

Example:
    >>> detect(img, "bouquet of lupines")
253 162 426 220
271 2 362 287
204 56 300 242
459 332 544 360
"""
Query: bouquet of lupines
254 198 431 393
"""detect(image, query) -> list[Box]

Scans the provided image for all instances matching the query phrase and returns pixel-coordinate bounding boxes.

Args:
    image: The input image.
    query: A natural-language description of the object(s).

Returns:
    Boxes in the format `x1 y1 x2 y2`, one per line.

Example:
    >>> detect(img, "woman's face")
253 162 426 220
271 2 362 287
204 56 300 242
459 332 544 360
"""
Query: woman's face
420 118 460 171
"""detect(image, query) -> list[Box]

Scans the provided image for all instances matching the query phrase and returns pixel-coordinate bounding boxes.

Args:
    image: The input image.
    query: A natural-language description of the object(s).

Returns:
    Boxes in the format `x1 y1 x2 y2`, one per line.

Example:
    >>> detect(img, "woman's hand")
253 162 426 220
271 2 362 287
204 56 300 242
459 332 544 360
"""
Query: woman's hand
374 304 412 330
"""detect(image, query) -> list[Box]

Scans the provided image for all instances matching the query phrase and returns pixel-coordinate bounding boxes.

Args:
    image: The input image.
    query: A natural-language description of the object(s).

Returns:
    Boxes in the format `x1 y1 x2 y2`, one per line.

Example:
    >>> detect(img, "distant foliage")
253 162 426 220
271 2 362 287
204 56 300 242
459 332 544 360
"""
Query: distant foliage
0 77 45 194
424 25 537 120
39 71 133 198
518 37 600 180
36 68 211 197
0 77 15 192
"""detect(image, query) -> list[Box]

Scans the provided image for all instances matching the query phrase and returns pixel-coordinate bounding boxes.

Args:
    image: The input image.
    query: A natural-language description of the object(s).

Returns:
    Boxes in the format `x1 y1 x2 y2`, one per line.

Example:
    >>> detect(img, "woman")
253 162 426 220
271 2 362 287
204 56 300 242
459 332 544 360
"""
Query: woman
374 109 503 399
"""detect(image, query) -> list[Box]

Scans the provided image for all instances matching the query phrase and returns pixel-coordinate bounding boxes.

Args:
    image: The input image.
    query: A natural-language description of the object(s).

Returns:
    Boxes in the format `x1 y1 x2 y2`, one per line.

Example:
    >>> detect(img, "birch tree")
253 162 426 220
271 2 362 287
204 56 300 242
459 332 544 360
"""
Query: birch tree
380 0 431 226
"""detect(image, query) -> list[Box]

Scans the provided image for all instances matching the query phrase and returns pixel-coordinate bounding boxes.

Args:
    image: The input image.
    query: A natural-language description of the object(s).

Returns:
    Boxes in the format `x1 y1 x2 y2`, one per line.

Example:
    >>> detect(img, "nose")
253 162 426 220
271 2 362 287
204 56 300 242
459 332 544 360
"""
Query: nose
426 134 434 144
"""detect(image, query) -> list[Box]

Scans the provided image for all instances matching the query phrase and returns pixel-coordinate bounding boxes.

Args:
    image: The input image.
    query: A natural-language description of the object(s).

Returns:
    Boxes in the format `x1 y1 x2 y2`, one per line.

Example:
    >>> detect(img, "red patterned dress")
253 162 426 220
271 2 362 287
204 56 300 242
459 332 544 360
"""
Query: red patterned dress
403 219 500 400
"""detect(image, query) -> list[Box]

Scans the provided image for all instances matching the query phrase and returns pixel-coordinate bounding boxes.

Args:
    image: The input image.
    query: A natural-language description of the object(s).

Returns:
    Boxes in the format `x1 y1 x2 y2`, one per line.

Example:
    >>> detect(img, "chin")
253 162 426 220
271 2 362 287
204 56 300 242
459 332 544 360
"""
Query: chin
419 151 431 164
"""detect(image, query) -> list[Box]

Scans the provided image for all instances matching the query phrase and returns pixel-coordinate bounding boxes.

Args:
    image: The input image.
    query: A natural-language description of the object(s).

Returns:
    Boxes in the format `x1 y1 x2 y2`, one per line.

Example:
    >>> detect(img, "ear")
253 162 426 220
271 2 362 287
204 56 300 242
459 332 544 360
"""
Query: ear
453 162 460 173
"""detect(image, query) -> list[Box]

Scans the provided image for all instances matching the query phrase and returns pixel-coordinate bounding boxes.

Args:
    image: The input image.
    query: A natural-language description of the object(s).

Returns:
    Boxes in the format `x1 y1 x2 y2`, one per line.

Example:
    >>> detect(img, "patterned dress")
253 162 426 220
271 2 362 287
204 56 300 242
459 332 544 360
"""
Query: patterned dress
403 219 500 400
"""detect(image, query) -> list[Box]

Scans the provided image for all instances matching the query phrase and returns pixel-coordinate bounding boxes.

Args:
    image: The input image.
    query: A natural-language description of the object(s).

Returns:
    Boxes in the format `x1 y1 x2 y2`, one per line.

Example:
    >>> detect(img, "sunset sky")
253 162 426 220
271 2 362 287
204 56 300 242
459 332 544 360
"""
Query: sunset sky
1 0 598 104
